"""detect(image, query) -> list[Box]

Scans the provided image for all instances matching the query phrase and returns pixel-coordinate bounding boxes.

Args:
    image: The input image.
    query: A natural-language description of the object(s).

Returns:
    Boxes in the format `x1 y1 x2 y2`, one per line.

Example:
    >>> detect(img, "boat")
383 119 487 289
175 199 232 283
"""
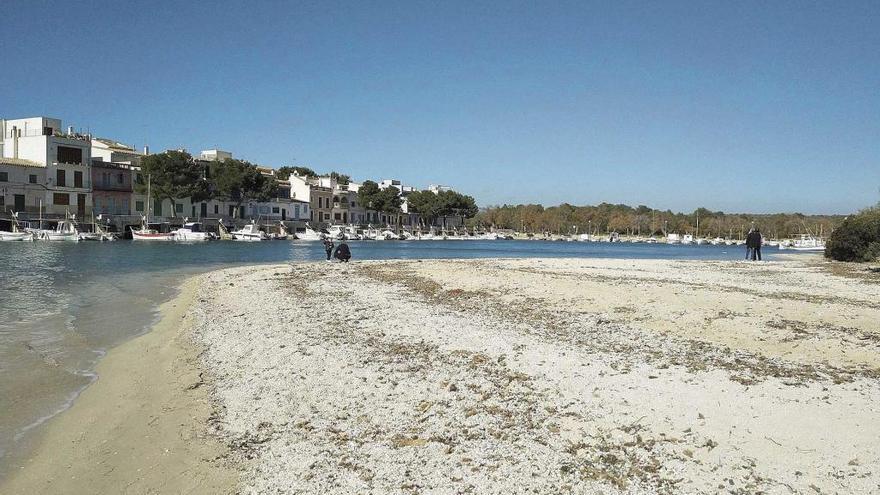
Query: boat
681 234 695 245
296 223 325 241
710 237 725 245
326 224 347 240
666 233 681 244
779 234 825 252
78 214 117 241
131 175 175 240
43 212 80 241
231 221 268 241
578 233 593 242
380 229 400 240
0 212 34 241
270 222 291 240
217 220 235 240
172 221 214 241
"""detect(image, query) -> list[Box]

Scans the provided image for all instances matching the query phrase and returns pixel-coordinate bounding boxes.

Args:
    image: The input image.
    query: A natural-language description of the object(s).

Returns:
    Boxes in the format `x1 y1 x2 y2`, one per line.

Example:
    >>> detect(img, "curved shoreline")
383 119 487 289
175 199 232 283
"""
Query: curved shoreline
0 275 237 494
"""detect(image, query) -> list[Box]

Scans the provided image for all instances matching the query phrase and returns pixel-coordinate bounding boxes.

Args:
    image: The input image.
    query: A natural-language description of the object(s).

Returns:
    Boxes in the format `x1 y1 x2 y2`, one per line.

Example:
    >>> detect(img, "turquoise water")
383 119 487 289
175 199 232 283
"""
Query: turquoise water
0 239 779 475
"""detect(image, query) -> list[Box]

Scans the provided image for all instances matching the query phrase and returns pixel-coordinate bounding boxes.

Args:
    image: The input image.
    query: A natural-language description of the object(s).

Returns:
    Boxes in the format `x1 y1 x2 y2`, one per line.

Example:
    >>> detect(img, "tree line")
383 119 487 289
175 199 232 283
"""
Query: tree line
137 152 479 224
137 151 277 216
473 203 846 239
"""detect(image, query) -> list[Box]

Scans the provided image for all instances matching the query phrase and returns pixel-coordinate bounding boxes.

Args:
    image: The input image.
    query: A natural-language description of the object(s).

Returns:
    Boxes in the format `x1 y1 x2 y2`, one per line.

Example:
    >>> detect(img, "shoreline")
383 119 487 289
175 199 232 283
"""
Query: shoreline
2 256 877 493
0 275 237 494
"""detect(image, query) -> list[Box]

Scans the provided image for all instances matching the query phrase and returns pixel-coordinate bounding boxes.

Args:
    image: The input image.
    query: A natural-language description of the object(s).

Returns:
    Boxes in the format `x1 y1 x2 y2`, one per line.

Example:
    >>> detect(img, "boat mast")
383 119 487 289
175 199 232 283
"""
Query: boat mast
146 174 152 226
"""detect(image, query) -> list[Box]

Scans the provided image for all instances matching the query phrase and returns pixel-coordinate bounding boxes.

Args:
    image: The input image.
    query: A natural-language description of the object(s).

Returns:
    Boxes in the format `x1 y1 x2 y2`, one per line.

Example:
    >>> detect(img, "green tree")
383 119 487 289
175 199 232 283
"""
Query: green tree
136 150 209 217
210 159 276 218
276 166 317 180
357 180 382 213
330 171 351 185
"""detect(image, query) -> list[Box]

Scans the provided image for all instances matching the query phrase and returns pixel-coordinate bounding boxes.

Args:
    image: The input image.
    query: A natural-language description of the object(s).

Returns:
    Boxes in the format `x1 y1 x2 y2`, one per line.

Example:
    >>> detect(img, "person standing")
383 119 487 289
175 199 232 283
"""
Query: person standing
753 228 763 261
323 238 335 261
745 229 755 260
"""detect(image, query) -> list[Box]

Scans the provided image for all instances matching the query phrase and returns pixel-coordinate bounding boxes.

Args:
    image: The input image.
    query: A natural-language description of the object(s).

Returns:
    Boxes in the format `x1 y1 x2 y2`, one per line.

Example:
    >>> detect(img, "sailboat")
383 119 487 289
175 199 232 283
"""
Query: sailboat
0 212 34 241
131 175 175 240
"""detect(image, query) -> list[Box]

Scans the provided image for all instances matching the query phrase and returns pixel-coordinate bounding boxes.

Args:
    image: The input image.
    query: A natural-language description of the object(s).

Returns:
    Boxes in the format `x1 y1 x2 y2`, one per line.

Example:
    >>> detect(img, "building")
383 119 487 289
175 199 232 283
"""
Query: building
91 160 133 216
1 117 92 217
199 149 232 162
289 172 332 225
0 158 46 215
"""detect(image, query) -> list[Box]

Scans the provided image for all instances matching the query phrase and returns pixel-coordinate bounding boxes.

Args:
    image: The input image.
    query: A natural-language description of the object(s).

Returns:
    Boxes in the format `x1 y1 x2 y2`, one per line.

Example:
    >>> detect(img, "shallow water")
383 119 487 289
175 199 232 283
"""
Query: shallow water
0 238 785 475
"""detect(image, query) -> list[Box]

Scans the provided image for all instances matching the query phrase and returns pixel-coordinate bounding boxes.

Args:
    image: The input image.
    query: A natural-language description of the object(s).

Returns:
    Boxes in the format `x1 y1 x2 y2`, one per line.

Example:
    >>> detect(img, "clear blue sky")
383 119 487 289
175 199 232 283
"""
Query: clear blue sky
3 1 878 214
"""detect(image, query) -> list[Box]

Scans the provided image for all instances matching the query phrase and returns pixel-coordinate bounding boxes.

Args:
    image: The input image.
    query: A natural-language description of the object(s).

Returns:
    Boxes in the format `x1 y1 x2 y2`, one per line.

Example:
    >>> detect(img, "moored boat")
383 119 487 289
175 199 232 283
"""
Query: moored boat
172 221 214 241
232 221 268 241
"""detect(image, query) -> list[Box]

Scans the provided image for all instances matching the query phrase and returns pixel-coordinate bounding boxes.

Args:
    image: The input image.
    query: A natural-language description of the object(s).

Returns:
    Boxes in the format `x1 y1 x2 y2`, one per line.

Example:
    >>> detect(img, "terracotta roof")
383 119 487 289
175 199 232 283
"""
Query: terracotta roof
0 157 43 168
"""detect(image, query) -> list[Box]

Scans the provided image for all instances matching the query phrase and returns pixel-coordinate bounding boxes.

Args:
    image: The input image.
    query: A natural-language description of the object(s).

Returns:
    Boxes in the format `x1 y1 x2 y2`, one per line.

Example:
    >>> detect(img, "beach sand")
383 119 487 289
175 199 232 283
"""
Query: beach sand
0 277 237 494
4 256 880 494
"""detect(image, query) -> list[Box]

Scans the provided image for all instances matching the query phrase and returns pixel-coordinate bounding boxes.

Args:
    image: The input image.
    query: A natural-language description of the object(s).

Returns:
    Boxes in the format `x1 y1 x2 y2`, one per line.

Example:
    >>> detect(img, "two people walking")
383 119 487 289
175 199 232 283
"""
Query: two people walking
746 228 763 261
323 238 352 263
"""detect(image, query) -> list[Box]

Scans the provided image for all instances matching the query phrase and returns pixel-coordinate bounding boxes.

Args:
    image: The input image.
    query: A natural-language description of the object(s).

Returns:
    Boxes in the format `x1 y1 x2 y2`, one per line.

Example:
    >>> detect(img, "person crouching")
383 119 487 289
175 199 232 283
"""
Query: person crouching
334 242 352 262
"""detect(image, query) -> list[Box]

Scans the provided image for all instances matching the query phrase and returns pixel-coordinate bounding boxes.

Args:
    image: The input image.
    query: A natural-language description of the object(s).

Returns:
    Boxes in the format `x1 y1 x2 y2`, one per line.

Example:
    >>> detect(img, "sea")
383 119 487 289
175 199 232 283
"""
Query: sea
0 239 793 476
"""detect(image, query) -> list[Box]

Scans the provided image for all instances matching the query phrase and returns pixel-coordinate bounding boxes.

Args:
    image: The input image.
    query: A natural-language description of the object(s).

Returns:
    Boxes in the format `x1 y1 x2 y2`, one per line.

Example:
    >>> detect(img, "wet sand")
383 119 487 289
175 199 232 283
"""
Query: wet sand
0 277 237 494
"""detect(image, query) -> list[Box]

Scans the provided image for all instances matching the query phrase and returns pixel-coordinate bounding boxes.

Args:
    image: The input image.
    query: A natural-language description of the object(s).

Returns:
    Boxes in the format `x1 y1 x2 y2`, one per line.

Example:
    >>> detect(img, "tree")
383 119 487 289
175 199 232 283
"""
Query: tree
825 206 880 262
276 166 317 180
210 159 276 217
330 171 351 185
357 180 382 213
136 150 209 217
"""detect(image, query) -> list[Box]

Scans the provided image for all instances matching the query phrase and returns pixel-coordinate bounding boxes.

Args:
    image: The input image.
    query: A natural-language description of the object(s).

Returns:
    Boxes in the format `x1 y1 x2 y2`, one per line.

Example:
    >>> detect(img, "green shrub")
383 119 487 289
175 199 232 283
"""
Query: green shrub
825 207 880 262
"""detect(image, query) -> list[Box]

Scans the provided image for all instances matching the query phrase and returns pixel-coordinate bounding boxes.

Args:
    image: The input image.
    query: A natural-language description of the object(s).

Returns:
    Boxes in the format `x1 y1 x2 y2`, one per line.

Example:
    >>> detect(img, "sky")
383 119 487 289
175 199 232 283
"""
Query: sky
2 0 878 214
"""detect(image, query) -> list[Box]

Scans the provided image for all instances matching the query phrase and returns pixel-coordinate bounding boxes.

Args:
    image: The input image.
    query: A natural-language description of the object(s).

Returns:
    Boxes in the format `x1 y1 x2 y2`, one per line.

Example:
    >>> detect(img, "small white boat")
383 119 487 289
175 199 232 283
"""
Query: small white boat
232 221 268 241
710 237 725 245
681 234 695 245
666 233 681 244
296 224 325 241
131 175 175 240
0 213 34 241
43 215 80 242
779 234 825 251
381 229 400 240
695 237 709 245
172 221 214 241
326 224 347 240
645 236 658 244
131 216 175 241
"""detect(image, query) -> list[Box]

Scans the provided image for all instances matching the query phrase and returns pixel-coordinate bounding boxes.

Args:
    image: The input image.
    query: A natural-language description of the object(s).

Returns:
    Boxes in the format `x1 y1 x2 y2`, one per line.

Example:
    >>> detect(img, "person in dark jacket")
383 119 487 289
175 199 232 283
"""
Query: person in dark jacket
334 242 351 262
323 238 335 261
745 229 756 260
752 228 763 261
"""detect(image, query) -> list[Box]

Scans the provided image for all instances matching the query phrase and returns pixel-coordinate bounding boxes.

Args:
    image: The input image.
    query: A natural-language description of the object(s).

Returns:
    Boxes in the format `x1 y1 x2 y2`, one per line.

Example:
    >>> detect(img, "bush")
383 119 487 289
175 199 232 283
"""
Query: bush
824 207 880 262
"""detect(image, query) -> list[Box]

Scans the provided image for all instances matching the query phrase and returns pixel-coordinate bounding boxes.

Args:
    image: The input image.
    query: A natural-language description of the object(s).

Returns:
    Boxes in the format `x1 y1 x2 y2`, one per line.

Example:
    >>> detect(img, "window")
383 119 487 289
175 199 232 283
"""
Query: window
56 146 83 164
191 205 196 216
53 193 70 205
29 174 37 184
135 201 144 212
175 203 183 213
56 169 66 187
0 172 7 182
0 196 4 206
74 171 83 188
117 173 124 184
272 207 280 214
213 205 218 214
259 206 269 214
43 127 53 136
334 213 341 220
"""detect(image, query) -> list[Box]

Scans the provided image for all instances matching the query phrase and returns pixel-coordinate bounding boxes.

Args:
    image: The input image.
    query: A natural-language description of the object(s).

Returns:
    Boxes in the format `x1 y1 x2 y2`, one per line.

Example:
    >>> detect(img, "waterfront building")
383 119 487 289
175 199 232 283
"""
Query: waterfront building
91 160 133 216
0 117 92 217
0 158 46 215
289 172 333 225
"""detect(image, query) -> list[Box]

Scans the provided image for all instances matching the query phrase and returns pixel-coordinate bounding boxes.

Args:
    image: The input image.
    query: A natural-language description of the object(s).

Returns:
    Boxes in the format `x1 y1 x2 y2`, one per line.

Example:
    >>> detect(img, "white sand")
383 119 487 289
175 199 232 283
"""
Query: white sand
192 258 880 494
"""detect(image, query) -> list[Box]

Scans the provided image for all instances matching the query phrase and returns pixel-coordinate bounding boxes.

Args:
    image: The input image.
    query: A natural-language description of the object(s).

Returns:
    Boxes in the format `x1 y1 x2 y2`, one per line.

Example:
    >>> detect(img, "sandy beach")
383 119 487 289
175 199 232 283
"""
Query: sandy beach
4 256 880 494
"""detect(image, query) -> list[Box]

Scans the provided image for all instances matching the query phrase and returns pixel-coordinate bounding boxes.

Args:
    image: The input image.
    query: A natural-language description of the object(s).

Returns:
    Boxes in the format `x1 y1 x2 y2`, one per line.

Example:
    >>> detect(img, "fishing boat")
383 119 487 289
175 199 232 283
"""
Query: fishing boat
172 221 214 241
131 175 175 240
78 214 117 241
296 223 325 241
270 222 291 240
131 216 175 240
326 224 347 240
217 220 234 240
681 234 695 245
0 212 34 241
380 229 400 240
779 234 825 252
232 220 267 241
43 212 80 241
666 233 681 244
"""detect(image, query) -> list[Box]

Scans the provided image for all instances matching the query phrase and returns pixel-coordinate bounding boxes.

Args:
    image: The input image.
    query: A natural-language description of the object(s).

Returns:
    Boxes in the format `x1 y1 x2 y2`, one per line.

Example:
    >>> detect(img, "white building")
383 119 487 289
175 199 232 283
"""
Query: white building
0 117 92 217
200 149 232 162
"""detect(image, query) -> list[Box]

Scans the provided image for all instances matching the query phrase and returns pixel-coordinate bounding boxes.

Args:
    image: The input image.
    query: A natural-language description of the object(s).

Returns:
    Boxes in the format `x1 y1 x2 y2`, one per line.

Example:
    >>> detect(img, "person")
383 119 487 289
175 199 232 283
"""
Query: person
745 228 756 260
752 228 763 261
334 242 352 262
323 238 334 261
